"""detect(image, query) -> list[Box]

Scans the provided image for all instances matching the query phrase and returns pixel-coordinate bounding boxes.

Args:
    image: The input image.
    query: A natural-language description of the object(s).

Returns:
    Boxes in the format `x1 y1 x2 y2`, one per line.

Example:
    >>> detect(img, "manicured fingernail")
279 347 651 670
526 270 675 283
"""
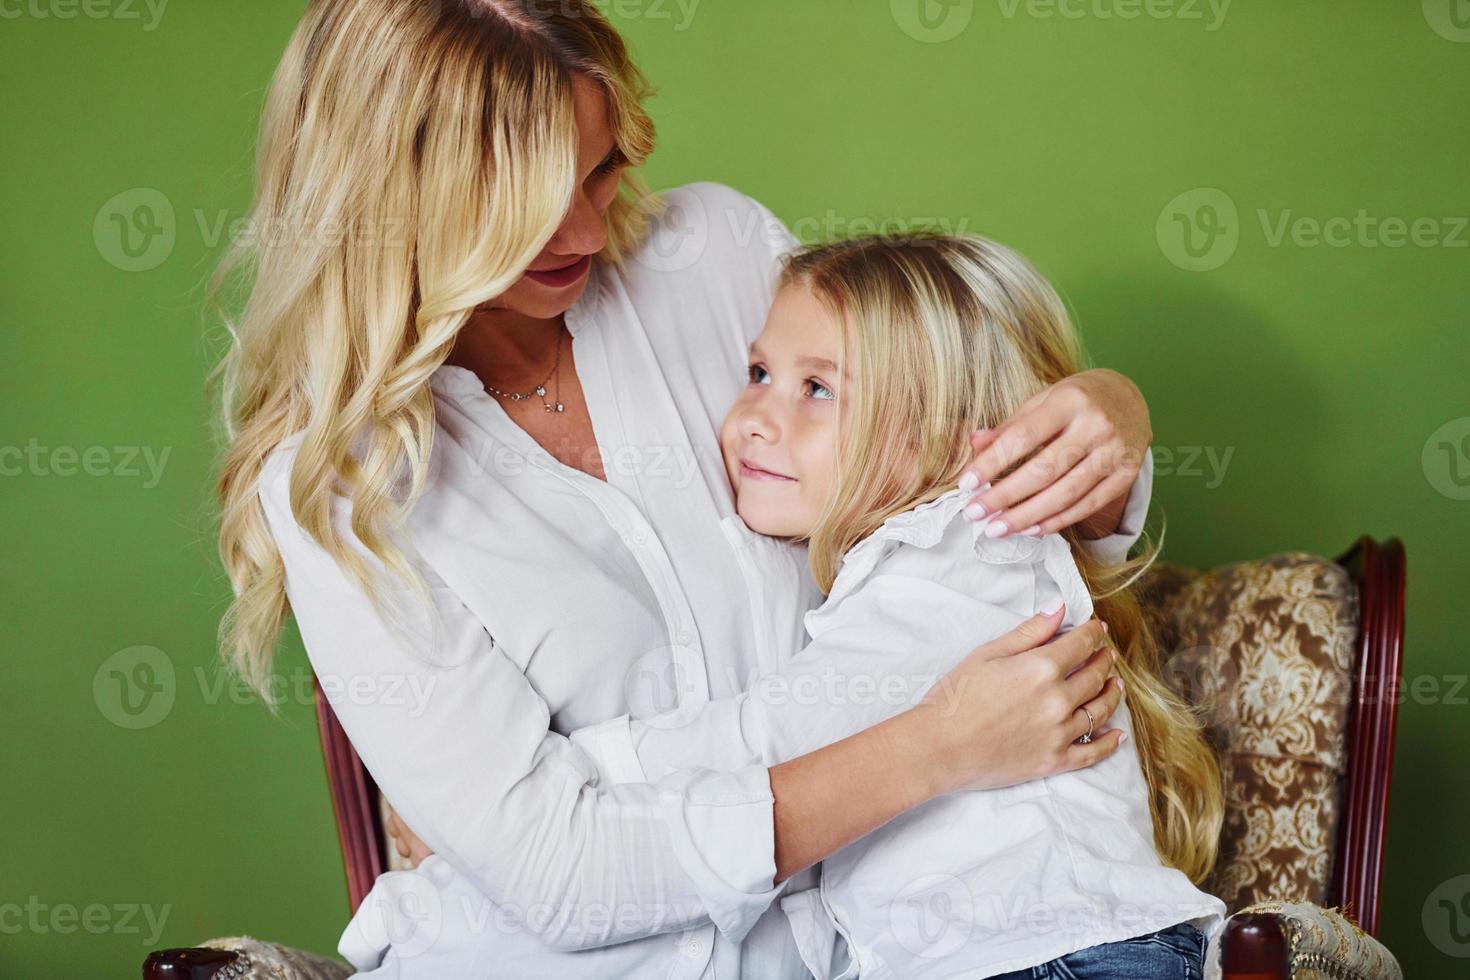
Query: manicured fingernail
1019 524 1041 536
963 501 987 521
1040 597 1064 615
958 471 980 492
1119 731 1129 744
984 519 1009 538
1101 621 1109 634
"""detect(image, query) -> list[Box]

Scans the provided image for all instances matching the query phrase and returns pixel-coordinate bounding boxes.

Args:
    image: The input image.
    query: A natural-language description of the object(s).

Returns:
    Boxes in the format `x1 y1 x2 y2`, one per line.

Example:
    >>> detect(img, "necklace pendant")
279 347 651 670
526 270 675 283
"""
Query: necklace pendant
555 403 565 413
535 385 546 397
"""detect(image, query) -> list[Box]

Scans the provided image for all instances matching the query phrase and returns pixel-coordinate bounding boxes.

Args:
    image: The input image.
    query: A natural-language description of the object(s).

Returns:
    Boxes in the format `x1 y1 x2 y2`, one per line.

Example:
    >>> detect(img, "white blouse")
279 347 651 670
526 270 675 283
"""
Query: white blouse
583 468 1226 980
255 181 1154 979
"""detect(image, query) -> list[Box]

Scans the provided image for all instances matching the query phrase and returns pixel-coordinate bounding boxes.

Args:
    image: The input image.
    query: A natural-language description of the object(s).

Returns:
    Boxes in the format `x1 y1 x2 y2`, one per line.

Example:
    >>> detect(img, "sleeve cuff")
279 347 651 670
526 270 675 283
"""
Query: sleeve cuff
575 714 784 943
568 714 648 785
629 697 760 781
657 764 783 944
780 886 843 980
1079 445 1154 566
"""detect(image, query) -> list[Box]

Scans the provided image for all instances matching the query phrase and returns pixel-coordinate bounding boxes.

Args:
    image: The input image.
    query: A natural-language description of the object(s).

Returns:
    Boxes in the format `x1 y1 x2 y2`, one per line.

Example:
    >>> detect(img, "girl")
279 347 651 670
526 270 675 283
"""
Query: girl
572 232 1227 978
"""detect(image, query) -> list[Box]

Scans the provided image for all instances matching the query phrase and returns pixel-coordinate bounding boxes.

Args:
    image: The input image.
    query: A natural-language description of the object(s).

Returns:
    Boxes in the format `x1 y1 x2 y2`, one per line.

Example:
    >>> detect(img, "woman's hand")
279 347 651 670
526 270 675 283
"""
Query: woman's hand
385 805 434 868
957 368 1151 539
911 603 1126 796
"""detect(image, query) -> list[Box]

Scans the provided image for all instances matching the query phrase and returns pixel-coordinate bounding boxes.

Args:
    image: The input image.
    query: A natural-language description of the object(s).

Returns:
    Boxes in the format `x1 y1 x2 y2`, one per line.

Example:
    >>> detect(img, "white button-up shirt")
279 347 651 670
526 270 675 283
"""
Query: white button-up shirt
592 467 1226 980
255 181 1154 979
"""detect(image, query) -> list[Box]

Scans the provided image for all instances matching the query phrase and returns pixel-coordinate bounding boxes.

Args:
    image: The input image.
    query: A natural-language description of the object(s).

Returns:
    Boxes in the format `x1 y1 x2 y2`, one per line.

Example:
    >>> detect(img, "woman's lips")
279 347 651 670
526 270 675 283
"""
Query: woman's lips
740 459 796 482
524 253 591 289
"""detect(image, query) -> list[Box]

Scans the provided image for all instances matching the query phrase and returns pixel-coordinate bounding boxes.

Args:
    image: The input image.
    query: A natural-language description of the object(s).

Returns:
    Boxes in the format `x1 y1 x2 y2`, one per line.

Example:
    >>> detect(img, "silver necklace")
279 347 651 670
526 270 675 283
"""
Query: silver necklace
481 325 566 414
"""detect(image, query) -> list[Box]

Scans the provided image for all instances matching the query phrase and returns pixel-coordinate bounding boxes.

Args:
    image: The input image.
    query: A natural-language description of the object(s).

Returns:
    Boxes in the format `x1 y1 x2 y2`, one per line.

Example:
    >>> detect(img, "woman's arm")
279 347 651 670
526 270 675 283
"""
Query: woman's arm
258 457 779 948
392 602 1122 886
260 452 1119 945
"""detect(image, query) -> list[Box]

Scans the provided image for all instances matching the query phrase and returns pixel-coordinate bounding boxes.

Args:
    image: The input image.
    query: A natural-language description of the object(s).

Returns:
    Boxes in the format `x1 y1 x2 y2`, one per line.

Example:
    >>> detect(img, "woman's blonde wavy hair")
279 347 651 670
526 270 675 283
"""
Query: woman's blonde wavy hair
211 0 661 700
784 232 1223 884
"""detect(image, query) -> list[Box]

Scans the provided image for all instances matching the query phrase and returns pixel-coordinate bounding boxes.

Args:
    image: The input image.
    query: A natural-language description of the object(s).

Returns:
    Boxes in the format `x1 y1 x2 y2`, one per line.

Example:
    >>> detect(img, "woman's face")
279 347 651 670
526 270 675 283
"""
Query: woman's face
482 75 625 320
720 282 848 538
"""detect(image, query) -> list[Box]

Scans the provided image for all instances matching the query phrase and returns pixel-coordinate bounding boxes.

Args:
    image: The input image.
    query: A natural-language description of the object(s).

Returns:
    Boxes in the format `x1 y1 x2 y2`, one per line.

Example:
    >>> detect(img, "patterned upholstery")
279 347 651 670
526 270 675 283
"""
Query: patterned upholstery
193 936 352 980
1140 553 1359 912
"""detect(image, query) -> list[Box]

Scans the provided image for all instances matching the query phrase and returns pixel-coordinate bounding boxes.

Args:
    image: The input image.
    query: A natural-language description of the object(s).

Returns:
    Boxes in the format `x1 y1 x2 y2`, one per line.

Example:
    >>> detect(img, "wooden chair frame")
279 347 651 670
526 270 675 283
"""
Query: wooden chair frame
1217 536 1406 976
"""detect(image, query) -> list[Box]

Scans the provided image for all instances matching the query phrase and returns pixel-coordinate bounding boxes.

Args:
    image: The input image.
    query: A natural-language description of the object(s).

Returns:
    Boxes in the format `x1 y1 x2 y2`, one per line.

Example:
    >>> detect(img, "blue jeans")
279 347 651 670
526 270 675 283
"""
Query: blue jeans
989 923 1206 979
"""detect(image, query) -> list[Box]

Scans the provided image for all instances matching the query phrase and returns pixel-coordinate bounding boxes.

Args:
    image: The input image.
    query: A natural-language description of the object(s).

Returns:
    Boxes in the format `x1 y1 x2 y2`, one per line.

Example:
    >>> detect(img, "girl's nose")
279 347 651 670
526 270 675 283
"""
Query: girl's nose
738 399 780 443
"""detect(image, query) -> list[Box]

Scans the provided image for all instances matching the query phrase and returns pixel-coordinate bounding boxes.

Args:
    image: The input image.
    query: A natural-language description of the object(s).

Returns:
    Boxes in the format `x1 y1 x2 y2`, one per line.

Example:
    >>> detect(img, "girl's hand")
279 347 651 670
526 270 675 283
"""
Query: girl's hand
385 805 435 869
957 368 1151 539
913 604 1126 795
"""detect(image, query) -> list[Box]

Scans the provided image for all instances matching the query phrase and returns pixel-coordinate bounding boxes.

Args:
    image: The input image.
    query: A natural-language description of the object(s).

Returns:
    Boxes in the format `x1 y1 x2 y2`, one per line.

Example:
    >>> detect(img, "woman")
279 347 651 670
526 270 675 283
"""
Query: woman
213 2 1156 977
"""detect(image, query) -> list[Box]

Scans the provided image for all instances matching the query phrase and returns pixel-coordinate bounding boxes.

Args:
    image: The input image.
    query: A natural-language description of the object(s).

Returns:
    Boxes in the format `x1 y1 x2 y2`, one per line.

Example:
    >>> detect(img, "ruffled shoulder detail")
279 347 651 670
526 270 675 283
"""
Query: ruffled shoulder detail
807 489 1085 637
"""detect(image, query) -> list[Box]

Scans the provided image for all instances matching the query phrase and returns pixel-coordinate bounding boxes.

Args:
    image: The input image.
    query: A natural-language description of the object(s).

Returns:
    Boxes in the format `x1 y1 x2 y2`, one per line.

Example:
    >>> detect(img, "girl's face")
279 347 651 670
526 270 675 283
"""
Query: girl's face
720 282 847 538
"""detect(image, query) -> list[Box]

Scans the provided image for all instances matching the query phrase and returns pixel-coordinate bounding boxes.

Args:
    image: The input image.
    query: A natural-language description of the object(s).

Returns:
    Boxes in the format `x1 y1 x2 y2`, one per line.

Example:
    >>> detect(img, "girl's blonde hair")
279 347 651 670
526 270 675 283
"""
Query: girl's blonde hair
212 0 661 699
784 232 1223 885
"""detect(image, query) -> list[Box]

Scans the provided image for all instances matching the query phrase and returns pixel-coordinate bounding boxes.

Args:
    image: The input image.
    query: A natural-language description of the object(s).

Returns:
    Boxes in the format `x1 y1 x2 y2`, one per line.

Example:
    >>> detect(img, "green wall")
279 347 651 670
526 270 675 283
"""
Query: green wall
3 2 1466 975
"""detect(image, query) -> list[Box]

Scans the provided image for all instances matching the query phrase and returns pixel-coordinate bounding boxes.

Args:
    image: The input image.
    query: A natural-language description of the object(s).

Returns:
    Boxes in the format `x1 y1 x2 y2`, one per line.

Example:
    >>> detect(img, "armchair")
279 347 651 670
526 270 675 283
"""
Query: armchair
143 537 1406 980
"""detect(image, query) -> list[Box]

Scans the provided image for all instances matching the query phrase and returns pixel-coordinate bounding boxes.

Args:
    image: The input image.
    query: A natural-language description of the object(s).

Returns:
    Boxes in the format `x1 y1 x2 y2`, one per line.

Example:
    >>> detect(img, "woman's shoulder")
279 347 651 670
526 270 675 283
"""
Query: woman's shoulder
257 424 437 512
619 181 797 290
254 430 408 536
605 181 800 354
254 432 345 546
256 431 305 509
253 431 450 592
660 181 794 249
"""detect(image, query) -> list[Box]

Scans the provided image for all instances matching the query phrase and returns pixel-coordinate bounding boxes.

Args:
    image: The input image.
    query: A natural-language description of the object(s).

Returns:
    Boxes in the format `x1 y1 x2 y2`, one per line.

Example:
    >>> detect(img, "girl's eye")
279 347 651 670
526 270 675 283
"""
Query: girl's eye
805 379 835 401
746 364 833 401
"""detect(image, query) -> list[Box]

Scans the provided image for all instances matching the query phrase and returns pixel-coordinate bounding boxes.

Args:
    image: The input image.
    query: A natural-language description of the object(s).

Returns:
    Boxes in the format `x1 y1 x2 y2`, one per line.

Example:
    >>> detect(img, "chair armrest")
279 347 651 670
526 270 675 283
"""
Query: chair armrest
1217 912 1289 979
143 937 351 980
1211 901 1402 980
142 946 247 980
